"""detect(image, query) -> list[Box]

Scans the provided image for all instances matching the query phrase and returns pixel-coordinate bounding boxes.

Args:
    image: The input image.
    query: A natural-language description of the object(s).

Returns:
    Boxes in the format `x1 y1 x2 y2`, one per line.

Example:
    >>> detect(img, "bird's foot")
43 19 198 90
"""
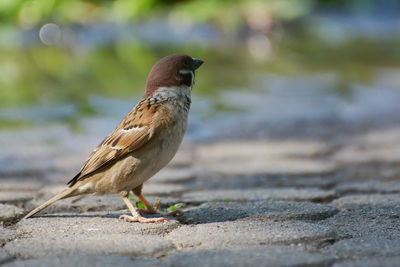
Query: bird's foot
119 214 167 223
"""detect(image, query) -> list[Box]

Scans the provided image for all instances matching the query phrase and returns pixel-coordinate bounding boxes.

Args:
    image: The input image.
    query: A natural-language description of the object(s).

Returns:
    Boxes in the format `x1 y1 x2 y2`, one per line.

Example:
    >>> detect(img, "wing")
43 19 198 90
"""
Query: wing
67 98 161 186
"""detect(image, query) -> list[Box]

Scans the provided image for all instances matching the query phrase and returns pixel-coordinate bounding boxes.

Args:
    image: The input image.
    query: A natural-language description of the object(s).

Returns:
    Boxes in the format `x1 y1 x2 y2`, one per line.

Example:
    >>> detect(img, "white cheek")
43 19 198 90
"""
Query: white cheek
179 69 193 74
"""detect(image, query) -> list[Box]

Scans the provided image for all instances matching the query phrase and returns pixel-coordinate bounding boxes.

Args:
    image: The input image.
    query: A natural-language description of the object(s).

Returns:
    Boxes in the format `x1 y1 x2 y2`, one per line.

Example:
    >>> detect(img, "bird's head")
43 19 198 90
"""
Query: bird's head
145 54 203 97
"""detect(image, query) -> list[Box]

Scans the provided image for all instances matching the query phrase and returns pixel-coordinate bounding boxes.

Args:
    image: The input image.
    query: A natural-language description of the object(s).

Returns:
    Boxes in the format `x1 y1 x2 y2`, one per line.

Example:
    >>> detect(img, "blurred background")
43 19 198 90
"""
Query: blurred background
0 0 399 143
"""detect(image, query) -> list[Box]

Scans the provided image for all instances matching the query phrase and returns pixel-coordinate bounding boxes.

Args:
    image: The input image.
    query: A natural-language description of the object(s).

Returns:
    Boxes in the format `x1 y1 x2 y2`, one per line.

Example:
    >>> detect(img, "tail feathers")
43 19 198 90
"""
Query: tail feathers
21 187 76 221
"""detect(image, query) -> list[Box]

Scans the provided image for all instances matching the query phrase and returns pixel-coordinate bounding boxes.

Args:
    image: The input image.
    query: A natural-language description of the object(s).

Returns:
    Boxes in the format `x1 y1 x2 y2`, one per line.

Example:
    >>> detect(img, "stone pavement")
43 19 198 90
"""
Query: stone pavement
1 124 400 266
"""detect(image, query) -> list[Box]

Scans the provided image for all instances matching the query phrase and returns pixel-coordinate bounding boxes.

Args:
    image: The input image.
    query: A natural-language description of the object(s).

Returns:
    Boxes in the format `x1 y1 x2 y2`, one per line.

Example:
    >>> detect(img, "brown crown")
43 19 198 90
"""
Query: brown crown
145 54 194 96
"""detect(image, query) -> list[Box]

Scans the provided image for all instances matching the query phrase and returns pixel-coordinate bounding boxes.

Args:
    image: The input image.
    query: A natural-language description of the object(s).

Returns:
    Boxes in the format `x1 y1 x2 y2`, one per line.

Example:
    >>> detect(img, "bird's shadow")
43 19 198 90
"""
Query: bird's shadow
179 206 250 224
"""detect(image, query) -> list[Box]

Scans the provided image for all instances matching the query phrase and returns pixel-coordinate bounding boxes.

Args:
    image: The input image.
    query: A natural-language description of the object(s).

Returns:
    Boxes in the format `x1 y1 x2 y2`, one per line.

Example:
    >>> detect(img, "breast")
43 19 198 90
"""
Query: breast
157 113 188 166
124 105 189 189
148 107 188 174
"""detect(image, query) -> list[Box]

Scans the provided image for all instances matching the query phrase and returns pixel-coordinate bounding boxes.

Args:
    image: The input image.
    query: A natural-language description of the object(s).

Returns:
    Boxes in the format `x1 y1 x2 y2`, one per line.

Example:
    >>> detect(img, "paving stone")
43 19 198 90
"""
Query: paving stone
194 139 335 176
321 205 400 258
25 185 126 215
180 200 338 224
167 147 194 168
196 141 332 160
0 192 32 205
183 188 336 203
333 127 400 164
335 181 400 194
0 227 16 245
0 180 42 192
6 236 173 259
142 183 189 196
0 125 95 179
32 184 75 199
327 236 400 258
43 170 81 184
6 214 179 259
167 219 337 249
196 159 335 176
149 168 196 184
330 194 400 210
194 174 336 191
336 163 400 182
0 146 61 177
333 256 400 267
322 206 400 239
0 204 24 222
162 246 336 267
45 195 126 213
17 212 180 236
3 255 158 267
52 155 89 175
334 145 400 164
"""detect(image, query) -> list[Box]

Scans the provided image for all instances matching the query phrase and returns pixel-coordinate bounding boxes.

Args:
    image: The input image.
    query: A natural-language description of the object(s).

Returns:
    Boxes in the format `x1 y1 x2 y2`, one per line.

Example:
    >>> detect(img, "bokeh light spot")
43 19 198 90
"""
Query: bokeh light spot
39 23 61 46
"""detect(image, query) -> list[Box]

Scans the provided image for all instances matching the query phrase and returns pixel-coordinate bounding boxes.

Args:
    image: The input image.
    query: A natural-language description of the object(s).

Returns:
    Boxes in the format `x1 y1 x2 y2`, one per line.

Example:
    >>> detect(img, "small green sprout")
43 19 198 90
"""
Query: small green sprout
136 201 146 209
166 203 185 213
128 192 146 210
126 192 186 214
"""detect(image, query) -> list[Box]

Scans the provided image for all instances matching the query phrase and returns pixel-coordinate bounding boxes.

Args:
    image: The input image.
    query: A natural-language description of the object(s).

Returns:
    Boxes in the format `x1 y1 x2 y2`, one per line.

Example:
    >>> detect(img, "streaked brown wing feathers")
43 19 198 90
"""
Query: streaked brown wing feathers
67 99 159 186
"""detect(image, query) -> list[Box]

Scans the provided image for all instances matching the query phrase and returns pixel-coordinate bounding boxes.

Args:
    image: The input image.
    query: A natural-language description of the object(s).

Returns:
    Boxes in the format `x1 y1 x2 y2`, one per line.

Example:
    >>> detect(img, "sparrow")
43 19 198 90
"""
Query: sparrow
22 54 203 223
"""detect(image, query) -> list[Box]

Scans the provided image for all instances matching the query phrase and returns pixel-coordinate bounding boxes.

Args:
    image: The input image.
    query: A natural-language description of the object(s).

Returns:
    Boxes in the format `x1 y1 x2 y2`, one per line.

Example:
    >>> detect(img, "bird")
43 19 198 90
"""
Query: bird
22 54 203 223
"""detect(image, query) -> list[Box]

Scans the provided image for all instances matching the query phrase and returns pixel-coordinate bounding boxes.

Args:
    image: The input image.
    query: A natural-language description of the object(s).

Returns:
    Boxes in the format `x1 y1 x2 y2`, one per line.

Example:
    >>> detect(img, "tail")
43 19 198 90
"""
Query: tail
21 187 77 221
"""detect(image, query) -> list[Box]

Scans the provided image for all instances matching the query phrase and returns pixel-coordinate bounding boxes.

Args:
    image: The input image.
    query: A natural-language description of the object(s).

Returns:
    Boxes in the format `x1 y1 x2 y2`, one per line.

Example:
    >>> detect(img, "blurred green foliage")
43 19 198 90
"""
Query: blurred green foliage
1 36 399 110
0 0 383 30
0 43 253 109
0 0 398 128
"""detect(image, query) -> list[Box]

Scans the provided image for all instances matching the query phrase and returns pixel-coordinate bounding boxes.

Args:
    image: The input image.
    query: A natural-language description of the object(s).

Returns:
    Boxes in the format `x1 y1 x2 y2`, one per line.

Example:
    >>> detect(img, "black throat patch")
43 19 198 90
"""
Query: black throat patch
180 72 193 87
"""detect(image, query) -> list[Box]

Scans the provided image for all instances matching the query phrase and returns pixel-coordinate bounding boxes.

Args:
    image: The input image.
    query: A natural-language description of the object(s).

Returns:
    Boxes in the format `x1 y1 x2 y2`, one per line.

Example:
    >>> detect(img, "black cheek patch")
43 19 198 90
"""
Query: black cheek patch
180 73 192 87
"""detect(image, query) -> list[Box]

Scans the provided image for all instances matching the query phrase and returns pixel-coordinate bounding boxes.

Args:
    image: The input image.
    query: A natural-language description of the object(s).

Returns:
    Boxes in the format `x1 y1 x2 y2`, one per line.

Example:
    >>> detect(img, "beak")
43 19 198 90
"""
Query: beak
191 58 204 70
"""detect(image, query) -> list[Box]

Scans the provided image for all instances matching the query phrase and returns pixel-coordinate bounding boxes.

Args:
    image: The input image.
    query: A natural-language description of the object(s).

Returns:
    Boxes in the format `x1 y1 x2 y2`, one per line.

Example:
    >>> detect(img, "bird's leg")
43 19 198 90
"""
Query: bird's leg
136 194 157 214
118 191 167 223
131 184 157 214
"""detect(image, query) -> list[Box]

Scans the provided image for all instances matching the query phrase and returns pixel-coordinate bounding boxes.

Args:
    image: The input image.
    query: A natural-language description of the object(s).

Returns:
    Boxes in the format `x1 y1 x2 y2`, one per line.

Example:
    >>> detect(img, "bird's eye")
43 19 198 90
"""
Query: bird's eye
182 58 190 66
